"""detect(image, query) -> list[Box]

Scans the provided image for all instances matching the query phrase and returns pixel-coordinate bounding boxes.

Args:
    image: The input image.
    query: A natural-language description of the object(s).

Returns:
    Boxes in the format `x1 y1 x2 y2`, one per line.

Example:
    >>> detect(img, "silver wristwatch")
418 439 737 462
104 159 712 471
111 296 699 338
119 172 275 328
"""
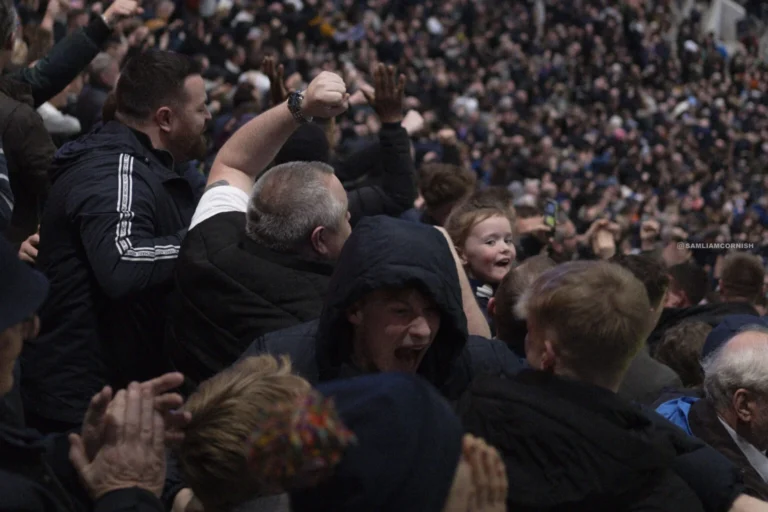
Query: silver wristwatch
288 90 313 124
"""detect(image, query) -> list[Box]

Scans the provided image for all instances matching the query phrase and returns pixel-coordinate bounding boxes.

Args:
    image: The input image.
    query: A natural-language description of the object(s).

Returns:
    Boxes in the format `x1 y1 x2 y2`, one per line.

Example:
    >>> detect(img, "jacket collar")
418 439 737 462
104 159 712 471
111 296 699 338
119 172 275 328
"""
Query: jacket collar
125 126 178 178
0 421 46 456
240 235 335 277
689 399 768 499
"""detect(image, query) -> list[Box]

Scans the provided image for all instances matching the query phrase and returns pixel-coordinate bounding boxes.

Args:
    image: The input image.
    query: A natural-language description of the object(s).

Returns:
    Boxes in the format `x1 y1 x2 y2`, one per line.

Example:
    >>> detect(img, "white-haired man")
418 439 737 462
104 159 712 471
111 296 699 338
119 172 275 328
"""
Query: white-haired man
657 325 768 500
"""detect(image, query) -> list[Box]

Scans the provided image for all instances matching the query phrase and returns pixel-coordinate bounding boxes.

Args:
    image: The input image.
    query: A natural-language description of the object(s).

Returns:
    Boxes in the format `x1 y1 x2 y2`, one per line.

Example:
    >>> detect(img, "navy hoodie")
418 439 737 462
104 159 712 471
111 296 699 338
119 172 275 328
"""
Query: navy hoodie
243 215 521 399
21 121 199 428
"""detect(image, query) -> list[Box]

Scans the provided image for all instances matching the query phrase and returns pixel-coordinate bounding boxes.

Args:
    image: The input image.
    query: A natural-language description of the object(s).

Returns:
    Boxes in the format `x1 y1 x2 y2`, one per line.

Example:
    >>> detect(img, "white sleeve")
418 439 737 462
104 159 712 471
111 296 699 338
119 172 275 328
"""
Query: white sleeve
189 185 250 230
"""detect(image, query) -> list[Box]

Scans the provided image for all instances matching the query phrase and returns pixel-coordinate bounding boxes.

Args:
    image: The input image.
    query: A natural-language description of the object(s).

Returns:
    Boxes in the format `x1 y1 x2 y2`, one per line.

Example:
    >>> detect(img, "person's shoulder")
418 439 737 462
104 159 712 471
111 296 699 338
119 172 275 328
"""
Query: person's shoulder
241 320 321 381
630 469 705 512
244 320 320 356
463 336 525 376
189 185 250 231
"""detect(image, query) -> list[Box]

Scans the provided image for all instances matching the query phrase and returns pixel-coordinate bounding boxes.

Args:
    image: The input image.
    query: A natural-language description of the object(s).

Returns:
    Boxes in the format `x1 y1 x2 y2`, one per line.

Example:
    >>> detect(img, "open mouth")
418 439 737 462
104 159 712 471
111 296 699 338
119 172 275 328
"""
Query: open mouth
494 258 511 268
394 346 428 367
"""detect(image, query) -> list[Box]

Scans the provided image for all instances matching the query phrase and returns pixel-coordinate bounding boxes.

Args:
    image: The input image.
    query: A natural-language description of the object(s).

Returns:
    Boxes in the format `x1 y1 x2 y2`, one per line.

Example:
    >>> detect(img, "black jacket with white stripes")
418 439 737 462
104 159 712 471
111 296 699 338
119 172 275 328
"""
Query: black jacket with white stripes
21 121 200 429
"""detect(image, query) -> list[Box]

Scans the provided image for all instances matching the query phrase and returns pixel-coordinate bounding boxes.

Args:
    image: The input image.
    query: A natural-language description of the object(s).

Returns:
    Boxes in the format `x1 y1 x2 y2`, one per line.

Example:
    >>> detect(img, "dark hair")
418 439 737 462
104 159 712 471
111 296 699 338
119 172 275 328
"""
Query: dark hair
611 253 670 309
418 163 476 212
668 262 709 306
0 0 14 47
514 205 541 219
720 252 765 303
656 322 712 388
493 255 557 353
115 50 201 122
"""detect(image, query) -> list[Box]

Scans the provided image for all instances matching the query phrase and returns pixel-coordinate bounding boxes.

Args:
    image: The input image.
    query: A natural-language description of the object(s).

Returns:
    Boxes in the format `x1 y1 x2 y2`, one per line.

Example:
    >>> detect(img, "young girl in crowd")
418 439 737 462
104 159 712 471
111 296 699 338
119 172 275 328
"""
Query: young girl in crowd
446 202 516 330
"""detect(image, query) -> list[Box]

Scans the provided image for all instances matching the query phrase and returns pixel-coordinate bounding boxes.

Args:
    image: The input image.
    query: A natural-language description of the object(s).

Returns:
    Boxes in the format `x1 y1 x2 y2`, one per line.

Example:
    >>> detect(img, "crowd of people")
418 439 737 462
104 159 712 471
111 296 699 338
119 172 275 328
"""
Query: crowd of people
2 0 768 510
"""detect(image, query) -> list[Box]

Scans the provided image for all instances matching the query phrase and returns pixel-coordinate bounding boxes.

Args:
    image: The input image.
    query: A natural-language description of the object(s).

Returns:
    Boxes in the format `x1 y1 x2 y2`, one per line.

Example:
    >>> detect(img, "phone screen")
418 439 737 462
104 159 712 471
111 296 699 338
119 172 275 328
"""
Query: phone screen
544 200 558 230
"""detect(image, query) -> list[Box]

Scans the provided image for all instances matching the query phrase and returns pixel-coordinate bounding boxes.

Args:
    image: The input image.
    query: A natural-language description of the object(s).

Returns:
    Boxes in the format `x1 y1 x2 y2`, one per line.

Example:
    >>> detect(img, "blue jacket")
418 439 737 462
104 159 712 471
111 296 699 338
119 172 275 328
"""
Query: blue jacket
242 216 523 399
22 122 200 427
656 396 699 435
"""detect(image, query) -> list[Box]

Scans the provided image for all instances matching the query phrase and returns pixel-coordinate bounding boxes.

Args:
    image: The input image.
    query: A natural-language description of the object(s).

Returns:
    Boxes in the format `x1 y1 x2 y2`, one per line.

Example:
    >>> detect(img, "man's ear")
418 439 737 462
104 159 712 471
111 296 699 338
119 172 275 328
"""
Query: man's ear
310 226 332 257
154 106 174 133
541 340 558 373
733 389 755 423
487 297 496 318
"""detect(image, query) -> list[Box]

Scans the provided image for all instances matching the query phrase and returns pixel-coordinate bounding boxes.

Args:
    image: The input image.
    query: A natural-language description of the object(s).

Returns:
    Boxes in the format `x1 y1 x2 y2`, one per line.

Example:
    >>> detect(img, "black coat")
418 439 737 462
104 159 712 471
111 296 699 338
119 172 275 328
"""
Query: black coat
341 123 417 227
0 16 114 244
0 81 55 244
242 216 523 399
22 122 198 428
459 370 725 512
687 399 768 501
0 422 164 512
166 211 334 389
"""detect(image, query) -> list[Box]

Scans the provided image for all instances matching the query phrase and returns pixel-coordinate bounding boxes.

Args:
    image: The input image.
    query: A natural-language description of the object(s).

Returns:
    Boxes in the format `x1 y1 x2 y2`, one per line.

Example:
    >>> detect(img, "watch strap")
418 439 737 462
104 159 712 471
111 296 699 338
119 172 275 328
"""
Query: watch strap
288 91 313 124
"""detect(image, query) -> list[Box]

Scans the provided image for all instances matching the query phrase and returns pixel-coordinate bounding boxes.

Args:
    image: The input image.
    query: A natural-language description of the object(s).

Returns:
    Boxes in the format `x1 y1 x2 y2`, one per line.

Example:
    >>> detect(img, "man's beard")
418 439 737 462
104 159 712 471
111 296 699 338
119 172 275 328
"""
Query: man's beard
174 132 209 163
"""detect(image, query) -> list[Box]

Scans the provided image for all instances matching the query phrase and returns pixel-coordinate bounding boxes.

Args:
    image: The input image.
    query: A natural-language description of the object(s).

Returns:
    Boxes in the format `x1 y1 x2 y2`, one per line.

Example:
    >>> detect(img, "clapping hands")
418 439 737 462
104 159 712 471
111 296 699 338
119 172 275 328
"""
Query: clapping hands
71 373 191 500
70 383 167 500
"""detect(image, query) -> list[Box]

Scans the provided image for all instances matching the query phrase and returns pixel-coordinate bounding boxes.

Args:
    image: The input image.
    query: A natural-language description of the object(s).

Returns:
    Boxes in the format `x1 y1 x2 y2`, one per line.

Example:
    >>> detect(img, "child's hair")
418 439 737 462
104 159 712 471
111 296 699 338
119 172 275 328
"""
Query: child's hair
176 355 312 511
445 200 515 253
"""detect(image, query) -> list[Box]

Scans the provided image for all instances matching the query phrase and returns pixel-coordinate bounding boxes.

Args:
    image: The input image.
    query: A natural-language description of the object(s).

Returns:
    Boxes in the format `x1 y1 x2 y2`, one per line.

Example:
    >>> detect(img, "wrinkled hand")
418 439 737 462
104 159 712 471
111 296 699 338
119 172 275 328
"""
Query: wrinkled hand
465 435 507 512
262 56 290 106
80 372 190 462
70 383 166 500
302 71 349 119
19 232 39 264
103 0 143 29
361 63 405 124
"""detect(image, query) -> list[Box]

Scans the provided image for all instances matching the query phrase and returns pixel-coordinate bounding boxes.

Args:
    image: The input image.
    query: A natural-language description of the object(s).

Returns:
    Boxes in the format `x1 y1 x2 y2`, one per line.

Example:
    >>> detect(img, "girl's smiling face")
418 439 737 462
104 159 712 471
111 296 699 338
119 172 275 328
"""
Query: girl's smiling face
460 215 516 284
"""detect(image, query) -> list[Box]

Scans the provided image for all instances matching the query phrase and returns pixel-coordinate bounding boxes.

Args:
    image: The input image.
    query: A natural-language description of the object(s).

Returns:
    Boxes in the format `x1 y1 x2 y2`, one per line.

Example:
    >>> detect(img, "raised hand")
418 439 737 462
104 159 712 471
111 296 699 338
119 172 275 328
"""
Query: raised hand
465 436 508 512
302 71 349 119
80 372 190 461
103 0 144 29
19 232 39 264
70 383 166 500
361 63 406 124
262 56 290 107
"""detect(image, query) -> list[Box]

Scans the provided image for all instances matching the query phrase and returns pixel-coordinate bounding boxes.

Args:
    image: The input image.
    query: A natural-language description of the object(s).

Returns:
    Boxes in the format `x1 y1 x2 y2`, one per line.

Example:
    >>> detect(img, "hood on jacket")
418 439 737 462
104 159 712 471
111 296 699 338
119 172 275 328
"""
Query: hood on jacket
461 370 685 509
315 216 468 390
290 373 463 512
